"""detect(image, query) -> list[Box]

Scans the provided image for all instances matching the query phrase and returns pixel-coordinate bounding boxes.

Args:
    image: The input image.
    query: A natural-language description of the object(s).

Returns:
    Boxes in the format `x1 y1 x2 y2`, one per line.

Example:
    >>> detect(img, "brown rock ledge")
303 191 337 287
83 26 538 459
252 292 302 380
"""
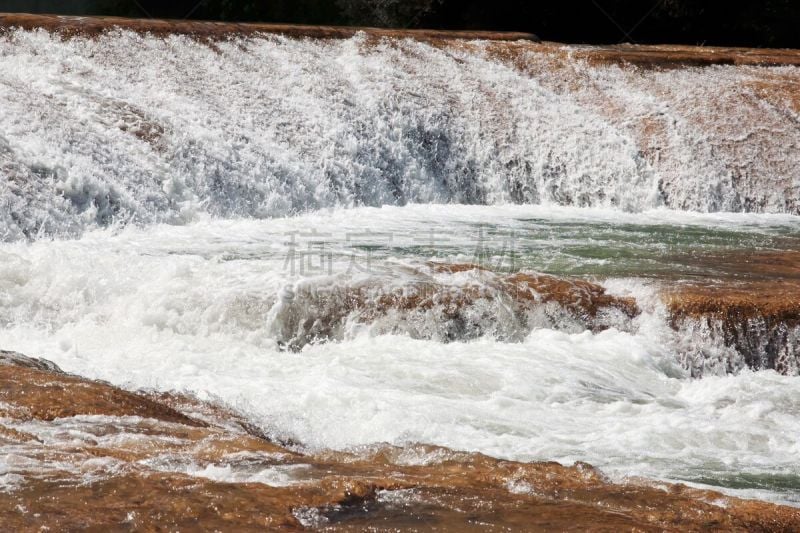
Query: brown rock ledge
0 13 538 42
376 264 639 322
666 281 800 324
3 14 800 69
476 40 800 70
557 43 800 68
0 350 204 425
1 350 798 531
665 280 800 375
663 250 800 375
272 264 639 350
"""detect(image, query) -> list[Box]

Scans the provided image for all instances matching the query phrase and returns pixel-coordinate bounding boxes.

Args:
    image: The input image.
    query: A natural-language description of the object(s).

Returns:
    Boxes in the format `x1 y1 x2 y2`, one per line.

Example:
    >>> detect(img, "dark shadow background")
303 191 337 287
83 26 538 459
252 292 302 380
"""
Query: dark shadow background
0 0 798 48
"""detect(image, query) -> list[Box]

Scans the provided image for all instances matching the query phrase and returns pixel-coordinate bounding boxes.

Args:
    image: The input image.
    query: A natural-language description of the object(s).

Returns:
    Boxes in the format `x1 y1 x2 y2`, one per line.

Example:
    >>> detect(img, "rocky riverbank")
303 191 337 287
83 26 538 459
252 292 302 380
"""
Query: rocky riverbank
1 349 799 531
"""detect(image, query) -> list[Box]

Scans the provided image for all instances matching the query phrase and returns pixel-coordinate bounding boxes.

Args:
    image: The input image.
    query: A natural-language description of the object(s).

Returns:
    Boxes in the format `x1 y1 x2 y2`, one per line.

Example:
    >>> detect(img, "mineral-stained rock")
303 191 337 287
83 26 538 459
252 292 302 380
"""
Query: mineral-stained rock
5 14 800 70
0 350 798 531
271 264 640 350
0 352 205 426
476 40 800 71
503 271 640 319
554 43 800 68
663 250 800 375
0 13 538 42
666 280 800 376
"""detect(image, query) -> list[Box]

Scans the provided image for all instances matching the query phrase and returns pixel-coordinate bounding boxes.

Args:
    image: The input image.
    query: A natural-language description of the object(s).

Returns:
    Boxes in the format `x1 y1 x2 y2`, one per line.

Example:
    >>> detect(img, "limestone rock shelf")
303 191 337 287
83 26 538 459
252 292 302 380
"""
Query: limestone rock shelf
0 13 538 42
5 13 800 69
663 250 800 375
1 350 798 530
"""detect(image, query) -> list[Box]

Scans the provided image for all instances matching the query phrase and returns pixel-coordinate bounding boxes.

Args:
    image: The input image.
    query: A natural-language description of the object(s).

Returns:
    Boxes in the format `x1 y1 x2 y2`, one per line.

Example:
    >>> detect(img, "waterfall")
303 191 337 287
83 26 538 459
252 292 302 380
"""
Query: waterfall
1 29 798 241
2 24 800 503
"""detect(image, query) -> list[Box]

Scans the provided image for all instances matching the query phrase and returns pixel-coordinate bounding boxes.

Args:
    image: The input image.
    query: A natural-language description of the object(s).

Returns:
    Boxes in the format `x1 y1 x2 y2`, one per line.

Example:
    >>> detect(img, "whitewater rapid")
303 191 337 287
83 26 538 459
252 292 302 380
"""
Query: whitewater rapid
1 29 799 241
0 205 799 504
1 26 800 504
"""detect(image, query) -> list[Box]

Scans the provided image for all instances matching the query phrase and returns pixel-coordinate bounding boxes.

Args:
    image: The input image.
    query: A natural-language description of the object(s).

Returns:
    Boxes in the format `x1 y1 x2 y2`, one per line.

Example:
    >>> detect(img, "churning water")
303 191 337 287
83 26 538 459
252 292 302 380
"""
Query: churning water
1 29 799 503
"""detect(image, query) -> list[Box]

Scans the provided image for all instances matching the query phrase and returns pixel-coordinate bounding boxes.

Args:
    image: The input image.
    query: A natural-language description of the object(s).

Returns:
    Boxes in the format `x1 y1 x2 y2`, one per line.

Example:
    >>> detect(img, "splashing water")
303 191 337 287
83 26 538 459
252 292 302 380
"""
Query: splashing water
1 28 800 504
1 30 798 240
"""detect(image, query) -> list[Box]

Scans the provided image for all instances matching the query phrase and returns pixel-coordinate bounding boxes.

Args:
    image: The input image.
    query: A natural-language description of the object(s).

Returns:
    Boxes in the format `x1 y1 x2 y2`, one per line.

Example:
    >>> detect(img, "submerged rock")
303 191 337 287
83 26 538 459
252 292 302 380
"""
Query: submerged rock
270 264 640 350
0 350 798 531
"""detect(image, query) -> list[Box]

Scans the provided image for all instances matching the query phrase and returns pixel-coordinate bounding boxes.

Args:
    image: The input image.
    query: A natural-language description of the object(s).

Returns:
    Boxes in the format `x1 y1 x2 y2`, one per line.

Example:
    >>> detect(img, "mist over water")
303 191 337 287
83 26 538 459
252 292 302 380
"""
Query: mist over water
1 29 800 503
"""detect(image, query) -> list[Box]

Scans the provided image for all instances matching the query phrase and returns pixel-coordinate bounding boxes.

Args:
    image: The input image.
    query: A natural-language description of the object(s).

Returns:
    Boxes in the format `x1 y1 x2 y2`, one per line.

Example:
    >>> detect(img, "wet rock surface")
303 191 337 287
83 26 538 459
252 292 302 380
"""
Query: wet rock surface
263 255 800 377
0 351 204 426
1 350 799 531
664 251 800 376
666 281 800 376
1 13 798 242
558 43 800 68
271 264 640 350
4 14 800 70
0 13 538 42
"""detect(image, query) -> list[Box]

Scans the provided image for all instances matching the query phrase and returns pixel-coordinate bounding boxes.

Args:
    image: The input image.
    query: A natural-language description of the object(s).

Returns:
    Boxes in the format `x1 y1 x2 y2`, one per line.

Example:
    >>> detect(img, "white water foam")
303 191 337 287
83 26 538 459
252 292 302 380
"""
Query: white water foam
1 30 799 240
1 25 799 503
0 206 799 503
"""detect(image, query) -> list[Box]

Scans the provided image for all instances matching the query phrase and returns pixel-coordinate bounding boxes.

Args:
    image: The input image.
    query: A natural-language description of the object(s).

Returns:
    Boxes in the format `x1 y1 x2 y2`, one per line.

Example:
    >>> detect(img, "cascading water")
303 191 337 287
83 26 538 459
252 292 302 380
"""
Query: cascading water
1 26 800 505
1 30 799 240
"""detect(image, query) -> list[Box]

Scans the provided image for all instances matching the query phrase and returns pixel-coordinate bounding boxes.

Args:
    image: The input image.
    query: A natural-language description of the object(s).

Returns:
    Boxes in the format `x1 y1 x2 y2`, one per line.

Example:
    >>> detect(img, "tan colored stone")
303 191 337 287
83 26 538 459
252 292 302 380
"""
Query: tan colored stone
0 363 205 426
0 351 797 531
0 13 537 42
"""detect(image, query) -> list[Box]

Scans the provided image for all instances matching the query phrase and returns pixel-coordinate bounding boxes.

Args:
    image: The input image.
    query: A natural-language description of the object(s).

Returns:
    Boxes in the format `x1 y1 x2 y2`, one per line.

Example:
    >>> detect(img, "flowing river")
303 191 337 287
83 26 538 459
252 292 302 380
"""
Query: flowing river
1 27 799 504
